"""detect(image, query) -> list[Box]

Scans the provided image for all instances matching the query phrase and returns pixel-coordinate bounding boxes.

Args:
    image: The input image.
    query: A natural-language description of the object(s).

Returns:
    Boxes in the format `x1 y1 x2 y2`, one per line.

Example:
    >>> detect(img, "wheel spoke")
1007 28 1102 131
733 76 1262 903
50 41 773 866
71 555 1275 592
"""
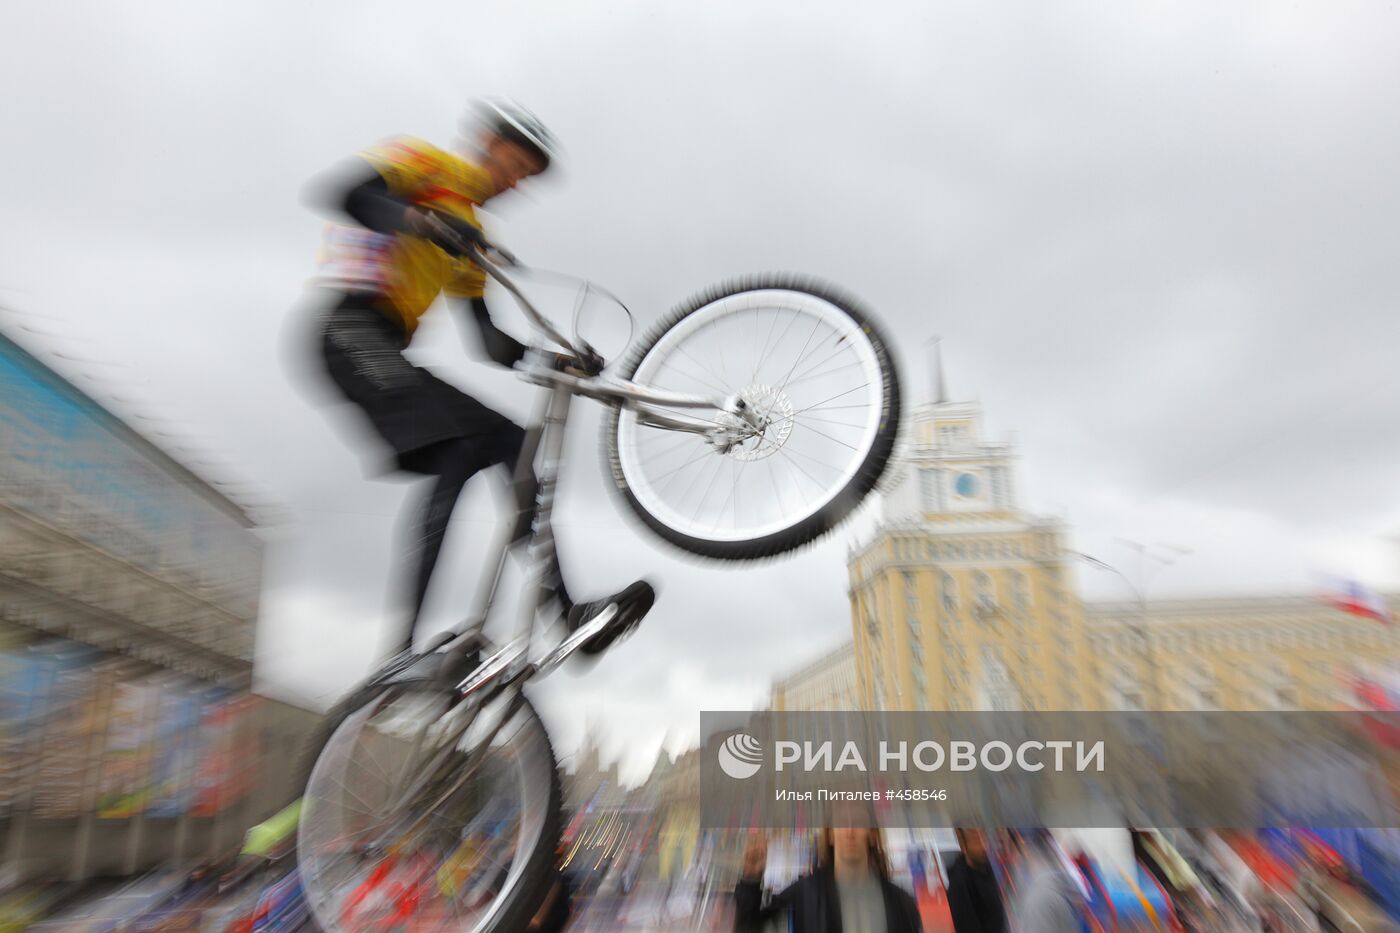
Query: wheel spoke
783 356 868 390
769 315 824 408
765 458 788 519
774 448 829 496
796 421 859 452
671 343 735 396
635 432 701 466
749 307 785 385
319 768 384 815
613 284 891 550
688 454 729 523
654 446 720 490
784 338 854 387
750 306 801 386
300 690 553 931
712 457 741 534
787 383 871 417
777 442 851 476
795 414 868 429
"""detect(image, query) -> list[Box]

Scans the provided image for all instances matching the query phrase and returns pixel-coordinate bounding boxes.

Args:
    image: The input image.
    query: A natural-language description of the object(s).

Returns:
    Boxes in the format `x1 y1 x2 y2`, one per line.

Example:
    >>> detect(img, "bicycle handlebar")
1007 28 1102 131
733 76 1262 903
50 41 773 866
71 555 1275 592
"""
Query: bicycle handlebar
467 245 581 357
430 224 615 376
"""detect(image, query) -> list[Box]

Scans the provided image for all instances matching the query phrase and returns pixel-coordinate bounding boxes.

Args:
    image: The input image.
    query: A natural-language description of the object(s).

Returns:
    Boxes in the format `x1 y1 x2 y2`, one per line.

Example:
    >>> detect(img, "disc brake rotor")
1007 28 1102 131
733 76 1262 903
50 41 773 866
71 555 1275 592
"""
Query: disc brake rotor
722 383 795 462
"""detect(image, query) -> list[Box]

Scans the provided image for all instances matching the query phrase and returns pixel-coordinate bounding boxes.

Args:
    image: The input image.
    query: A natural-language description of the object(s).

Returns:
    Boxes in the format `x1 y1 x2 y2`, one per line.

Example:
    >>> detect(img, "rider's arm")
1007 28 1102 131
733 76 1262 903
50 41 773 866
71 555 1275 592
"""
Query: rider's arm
342 170 416 235
455 297 528 368
303 156 417 235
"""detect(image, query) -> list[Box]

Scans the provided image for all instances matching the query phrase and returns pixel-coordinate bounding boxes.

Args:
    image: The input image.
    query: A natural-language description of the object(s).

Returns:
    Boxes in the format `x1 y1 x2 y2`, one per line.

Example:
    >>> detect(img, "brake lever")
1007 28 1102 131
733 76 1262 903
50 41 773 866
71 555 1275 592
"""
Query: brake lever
574 340 606 377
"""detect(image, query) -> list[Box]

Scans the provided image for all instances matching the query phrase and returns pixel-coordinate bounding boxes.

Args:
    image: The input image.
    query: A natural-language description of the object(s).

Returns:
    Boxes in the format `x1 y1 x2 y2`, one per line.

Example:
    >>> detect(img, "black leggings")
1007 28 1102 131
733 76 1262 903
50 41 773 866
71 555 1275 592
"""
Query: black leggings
395 431 569 655
316 296 570 654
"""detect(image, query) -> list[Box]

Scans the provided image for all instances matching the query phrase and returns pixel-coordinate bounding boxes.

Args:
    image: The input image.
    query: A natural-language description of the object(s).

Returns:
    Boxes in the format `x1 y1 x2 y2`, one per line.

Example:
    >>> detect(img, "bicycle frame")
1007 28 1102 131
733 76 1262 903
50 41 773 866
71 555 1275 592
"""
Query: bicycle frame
303 241 894 927
420 251 760 733
478 246 757 439
371 311 745 829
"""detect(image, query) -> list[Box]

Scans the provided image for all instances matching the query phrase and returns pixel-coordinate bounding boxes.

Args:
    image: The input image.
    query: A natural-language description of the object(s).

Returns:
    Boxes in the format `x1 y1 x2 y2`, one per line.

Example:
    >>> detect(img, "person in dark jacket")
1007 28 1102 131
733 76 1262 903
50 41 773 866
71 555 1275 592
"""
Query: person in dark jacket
734 823 921 933
527 862 574 933
946 827 1007 933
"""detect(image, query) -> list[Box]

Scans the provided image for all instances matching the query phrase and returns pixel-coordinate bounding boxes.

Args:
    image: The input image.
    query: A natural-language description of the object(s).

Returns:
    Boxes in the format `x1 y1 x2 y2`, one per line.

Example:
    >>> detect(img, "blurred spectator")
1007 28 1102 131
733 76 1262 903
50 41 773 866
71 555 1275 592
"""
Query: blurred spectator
734 822 920 933
1011 830 1089 933
947 827 1006 933
527 873 573 932
524 842 574 933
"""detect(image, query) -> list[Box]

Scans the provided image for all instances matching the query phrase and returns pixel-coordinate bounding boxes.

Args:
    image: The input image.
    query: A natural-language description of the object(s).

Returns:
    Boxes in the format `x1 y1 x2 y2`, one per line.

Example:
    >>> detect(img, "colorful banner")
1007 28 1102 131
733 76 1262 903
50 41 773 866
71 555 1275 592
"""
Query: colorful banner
96 675 164 818
193 690 263 816
145 679 204 818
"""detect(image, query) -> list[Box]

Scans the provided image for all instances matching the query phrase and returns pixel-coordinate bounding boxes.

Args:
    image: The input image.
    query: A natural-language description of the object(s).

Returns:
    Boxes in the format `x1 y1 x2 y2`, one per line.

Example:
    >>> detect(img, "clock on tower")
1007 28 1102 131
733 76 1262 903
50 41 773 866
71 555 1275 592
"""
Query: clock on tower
953 471 981 500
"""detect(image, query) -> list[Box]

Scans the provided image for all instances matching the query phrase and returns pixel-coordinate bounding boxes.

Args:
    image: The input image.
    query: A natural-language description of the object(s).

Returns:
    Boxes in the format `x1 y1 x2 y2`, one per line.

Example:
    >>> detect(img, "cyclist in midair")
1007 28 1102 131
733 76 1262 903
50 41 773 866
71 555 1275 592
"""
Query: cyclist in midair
308 100 654 660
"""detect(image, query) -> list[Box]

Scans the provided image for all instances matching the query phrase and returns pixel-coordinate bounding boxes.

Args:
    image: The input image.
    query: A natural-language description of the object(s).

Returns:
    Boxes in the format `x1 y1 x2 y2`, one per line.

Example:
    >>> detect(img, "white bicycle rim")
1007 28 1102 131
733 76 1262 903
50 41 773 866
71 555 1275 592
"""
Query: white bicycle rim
297 689 553 933
616 288 885 544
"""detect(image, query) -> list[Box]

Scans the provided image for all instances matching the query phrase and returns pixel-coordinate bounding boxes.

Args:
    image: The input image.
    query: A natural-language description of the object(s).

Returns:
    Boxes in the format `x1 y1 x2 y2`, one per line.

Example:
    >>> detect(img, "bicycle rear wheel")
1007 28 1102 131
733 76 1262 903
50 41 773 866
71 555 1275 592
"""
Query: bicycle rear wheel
297 686 560 933
605 274 901 560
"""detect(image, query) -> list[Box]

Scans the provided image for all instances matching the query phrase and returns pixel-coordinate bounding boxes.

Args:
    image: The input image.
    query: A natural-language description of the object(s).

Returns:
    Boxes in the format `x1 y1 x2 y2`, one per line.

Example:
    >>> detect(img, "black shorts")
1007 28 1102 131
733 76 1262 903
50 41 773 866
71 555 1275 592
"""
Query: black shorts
318 294 521 474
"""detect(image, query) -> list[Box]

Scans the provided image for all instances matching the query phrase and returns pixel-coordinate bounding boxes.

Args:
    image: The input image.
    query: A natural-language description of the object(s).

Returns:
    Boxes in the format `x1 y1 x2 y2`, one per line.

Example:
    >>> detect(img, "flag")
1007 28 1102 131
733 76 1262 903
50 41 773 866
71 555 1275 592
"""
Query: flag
1320 577 1395 626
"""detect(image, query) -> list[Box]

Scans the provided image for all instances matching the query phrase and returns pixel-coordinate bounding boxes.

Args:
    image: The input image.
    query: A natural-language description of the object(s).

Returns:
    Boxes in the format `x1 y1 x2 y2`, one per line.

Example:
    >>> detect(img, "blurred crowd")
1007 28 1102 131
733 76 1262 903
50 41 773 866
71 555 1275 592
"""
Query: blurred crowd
7 804 1400 930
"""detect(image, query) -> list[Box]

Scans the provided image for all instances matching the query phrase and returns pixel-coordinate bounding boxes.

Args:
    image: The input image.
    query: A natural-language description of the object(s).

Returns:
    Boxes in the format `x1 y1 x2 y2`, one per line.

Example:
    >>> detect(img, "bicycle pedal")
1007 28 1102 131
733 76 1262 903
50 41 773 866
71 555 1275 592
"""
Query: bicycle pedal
554 605 617 657
580 582 654 656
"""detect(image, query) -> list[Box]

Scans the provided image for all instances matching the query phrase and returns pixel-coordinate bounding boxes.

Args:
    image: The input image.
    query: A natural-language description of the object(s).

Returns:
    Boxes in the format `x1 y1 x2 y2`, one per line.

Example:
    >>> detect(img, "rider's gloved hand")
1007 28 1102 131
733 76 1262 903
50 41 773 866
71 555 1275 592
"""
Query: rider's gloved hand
404 207 487 257
567 344 606 377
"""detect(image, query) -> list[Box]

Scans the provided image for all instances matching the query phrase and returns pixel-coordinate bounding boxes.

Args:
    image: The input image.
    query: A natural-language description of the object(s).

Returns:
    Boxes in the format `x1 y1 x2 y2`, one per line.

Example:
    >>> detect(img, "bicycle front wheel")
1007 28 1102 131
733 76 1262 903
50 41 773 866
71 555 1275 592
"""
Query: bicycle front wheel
297 686 561 933
605 274 902 560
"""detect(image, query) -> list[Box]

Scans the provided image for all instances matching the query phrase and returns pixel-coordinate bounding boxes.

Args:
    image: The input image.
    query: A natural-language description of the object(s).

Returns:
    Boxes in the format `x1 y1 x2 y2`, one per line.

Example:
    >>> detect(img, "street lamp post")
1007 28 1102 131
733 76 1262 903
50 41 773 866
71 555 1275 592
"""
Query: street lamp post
1073 542 1190 711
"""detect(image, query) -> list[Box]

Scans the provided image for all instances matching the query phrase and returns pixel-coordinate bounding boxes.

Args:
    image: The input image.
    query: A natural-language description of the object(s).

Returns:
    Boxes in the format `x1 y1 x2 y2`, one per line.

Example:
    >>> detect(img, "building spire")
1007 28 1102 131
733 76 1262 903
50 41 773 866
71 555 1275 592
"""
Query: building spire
927 337 948 404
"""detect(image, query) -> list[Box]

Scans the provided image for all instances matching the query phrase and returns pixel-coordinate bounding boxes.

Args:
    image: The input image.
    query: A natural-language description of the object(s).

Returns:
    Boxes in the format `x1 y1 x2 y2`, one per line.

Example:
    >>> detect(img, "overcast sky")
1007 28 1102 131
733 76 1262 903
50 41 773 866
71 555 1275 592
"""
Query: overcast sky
3 1 1399 784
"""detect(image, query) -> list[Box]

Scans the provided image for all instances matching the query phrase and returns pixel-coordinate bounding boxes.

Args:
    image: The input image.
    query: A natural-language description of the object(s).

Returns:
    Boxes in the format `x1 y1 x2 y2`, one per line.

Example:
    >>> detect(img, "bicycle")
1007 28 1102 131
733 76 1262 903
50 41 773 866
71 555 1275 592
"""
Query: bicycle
295 234 903 932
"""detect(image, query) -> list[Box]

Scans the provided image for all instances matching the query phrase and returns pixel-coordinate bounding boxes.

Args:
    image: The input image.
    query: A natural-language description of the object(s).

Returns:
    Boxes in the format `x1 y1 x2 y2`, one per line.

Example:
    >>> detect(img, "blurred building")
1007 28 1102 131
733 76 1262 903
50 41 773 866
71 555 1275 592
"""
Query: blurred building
1088 594 1400 711
843 359 1400 714
848 371 1097 711
0 331 259 678
654 747 701 883
565 726 626 814
770 642 858 712
0 329 318 884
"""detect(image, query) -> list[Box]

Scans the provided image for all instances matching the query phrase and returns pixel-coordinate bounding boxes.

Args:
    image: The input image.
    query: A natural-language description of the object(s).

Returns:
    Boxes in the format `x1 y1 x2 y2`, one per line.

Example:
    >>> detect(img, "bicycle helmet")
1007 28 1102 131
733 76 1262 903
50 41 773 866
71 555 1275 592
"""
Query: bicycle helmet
475 98 559 171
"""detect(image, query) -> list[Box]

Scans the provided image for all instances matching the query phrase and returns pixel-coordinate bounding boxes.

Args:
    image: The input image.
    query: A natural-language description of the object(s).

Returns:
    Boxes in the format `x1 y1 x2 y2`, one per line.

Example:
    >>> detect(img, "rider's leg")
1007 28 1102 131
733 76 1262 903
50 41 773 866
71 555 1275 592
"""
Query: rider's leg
492 422 657 651
391 438 494 655
388 422 573 657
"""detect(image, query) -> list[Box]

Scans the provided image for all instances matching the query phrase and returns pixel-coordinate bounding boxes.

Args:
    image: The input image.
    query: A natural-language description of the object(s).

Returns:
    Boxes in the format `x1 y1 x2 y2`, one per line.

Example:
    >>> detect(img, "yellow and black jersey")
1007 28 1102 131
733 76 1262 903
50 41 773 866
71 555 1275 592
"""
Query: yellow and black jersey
317 137 496 337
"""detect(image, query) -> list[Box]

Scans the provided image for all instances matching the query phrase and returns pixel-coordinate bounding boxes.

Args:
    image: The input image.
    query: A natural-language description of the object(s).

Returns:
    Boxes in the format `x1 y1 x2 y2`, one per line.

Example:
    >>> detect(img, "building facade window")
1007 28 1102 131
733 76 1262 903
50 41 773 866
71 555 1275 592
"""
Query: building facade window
941 572 958 613
974 571 996 614
920 468 945 512
1012 571 1030 611
990 467 1007 507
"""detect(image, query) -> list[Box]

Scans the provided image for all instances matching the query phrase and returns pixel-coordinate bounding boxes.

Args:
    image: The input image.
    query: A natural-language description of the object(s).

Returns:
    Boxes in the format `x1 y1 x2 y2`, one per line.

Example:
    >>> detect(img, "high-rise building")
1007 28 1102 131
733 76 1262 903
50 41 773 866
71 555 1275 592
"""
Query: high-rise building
0 328 318 883
845 354 1400 714
848 370 1096 712
0 330 260 681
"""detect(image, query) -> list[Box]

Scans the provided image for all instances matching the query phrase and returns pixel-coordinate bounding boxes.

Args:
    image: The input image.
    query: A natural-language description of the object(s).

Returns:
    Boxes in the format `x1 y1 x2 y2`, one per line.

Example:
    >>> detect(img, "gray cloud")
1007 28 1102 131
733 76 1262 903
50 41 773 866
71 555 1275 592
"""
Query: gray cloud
4 0 1399 779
